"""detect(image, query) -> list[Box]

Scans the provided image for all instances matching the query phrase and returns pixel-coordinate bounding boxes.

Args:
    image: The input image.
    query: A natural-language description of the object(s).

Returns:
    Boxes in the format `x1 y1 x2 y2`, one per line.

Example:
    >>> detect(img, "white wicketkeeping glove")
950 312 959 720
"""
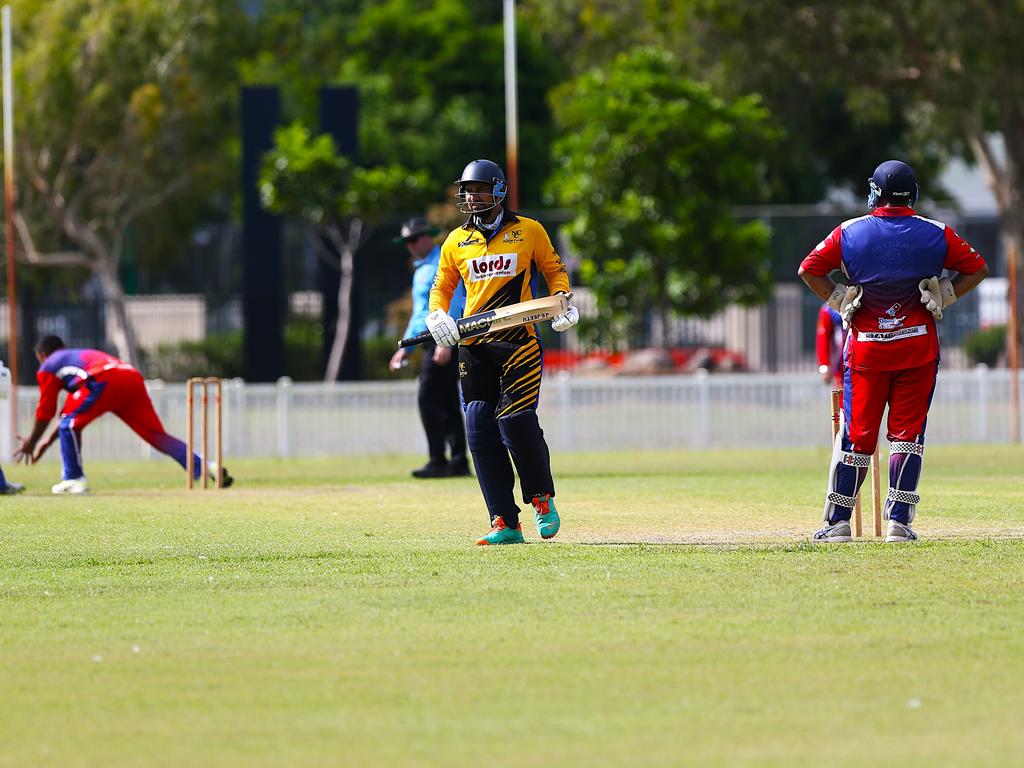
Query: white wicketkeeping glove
918 276 956 320
550 293 580 332
827 284 863 330
426 309 460 347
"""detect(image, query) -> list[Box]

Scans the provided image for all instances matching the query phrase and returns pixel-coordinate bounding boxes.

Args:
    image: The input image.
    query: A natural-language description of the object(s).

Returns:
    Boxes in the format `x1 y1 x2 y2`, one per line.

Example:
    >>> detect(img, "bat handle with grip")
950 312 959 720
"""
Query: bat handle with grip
398 330 434 349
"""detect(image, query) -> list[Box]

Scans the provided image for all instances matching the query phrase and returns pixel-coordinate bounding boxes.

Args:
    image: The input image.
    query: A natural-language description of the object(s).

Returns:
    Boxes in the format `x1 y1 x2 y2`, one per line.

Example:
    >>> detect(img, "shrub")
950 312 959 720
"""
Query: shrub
283 316 325 381
144 330 244 381
963 324 1007 367
144 316 326 381
362 334 418 381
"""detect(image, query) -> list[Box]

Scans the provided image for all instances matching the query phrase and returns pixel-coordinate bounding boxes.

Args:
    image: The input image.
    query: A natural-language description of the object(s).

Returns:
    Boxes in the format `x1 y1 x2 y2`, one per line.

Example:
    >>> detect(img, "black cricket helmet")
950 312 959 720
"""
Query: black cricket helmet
868 159 919 209
454 159 507 214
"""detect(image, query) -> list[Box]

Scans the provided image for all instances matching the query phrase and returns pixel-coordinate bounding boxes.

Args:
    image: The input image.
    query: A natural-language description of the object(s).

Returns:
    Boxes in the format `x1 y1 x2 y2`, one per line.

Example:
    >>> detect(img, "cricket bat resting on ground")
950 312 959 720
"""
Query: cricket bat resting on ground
398 293 570 349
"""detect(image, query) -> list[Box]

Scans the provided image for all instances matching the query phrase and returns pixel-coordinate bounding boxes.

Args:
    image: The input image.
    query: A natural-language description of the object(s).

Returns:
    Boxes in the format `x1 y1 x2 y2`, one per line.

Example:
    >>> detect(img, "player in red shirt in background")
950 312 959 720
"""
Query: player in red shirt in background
14 335 233 493
799 160 988 542
816 304 845 387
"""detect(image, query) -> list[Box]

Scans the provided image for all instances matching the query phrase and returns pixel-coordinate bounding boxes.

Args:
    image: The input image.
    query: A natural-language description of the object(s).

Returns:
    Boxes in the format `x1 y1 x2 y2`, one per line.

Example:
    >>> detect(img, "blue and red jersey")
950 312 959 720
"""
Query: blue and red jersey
35 348 134 421
800 206 986 371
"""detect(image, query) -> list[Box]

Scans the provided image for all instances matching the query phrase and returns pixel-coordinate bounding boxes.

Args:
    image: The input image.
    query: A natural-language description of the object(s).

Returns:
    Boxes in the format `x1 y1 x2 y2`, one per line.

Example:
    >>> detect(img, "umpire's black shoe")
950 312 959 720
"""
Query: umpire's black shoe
448 460 473 477
411 461 452 479
220 467 235 488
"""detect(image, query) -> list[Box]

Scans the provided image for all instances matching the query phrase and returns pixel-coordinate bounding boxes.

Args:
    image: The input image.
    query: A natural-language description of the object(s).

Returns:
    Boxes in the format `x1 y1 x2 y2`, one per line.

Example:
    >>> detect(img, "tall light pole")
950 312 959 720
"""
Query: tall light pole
2 5 16 432
503 0 519 210
1008 243 1020 442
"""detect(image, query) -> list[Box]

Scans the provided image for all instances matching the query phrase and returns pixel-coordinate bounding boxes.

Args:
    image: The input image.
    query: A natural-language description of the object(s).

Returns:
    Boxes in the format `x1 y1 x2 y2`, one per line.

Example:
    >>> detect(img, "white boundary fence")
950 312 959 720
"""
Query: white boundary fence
4 367 1022 464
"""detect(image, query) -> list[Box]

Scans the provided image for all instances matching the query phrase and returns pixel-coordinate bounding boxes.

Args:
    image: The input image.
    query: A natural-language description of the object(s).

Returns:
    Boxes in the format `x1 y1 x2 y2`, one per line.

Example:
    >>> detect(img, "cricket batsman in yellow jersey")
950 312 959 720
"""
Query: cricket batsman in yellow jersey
426 159 579 545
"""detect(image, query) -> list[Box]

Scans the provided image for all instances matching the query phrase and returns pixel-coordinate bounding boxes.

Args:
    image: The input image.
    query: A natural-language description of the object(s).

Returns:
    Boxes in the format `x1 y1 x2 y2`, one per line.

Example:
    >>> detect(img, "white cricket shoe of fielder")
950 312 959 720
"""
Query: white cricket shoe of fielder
812 520 852 543
52 477 89 495
885 520 918 543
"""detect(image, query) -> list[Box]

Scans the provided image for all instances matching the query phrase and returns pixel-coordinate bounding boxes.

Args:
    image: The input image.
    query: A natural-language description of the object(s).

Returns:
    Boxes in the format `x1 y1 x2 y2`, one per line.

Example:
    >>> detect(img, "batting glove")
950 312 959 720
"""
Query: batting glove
426 309 460 347
827 284 863 330
551 293 580 332
918 276 956 320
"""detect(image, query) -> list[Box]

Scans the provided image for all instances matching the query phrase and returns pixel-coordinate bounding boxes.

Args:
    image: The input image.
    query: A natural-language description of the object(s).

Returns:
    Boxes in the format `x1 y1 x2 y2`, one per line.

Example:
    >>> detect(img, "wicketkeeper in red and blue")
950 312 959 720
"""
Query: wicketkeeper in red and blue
14 335 233 494
799 160 988 542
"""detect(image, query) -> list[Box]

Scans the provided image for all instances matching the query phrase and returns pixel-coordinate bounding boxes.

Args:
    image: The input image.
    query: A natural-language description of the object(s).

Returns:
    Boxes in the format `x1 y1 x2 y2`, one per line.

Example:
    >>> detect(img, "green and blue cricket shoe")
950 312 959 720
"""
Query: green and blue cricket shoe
531 493 560 539
476 517 525 546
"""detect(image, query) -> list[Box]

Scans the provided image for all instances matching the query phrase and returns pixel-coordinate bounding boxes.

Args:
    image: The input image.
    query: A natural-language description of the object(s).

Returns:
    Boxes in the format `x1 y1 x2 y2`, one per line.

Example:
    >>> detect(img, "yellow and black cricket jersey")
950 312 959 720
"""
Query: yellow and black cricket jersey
429 211 570 345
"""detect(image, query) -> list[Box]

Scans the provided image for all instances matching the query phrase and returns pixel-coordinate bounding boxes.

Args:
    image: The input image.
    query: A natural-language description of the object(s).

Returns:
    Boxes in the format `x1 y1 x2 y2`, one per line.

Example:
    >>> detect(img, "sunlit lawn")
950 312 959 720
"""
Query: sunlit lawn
2 445 1022 767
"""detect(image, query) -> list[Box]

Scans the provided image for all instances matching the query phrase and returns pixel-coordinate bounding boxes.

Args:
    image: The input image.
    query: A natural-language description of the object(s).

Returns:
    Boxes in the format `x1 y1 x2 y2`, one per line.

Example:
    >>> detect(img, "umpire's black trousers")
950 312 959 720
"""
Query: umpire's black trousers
418 341 467 465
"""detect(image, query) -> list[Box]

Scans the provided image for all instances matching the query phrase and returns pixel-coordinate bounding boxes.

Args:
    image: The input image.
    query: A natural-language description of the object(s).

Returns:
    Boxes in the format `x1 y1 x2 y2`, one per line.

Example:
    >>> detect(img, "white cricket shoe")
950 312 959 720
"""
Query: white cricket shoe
52 477 89 494
885 520 918 543
813 520 852 543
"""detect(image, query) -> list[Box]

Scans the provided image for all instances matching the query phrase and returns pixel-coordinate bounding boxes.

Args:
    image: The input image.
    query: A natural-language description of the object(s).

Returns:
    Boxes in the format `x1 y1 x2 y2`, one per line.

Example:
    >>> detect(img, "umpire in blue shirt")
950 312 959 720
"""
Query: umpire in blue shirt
389 216 470 478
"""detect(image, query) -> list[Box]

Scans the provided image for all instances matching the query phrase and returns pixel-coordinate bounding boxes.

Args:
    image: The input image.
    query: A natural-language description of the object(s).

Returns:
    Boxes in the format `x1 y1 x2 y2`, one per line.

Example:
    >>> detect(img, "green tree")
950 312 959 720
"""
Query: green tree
259 121 429 381
520 0 936 204
689 0 1024 353
242 0 559 206
549 48 778 347
336 0 557 207
519 0 691 74
11 0 244 367
240 0 366 122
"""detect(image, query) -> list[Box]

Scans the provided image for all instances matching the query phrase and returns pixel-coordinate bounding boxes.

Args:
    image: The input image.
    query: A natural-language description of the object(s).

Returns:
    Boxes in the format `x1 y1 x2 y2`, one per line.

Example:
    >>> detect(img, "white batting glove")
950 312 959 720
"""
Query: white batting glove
550 294 580 332
918 276 956 320
426 309 460 347
827 284 863 330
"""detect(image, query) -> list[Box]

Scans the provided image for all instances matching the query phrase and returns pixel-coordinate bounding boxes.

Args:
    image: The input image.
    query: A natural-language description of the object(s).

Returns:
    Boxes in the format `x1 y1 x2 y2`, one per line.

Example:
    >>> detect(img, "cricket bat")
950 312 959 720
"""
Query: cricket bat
398 293 570 349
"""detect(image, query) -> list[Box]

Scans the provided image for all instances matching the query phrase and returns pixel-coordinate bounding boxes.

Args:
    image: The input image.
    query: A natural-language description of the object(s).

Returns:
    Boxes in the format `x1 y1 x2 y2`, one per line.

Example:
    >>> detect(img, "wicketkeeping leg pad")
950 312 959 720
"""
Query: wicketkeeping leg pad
823 429 872 525
497 410 555 503
885 439 924 525
465 401 519 527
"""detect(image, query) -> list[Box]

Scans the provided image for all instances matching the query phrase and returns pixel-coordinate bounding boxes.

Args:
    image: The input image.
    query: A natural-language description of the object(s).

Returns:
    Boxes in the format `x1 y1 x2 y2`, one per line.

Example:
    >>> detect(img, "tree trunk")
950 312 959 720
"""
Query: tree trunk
1001 107 1024 369
963 123 1024 364
322 219 362 383
96 260 143 370
1000 221 1024 367
22 161 145 370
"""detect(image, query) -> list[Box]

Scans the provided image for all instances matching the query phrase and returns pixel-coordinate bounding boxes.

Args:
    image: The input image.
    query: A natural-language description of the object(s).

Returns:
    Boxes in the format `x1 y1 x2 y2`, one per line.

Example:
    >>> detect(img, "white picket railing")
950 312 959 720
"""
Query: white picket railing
3 367 1022 464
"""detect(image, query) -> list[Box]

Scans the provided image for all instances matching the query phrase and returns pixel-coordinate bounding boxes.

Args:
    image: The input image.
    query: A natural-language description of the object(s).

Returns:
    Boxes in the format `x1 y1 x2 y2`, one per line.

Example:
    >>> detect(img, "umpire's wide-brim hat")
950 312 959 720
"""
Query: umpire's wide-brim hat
393 216 440 243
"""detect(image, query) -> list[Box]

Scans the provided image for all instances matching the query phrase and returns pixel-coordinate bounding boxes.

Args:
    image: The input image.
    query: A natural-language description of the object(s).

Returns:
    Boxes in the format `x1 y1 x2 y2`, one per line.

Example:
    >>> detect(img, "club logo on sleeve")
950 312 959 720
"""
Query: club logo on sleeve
467 252 518 282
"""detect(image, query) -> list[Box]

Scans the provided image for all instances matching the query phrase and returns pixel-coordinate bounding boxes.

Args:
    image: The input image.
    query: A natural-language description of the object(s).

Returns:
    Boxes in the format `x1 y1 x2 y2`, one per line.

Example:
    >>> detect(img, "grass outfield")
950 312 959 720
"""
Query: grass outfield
2 445 1023 767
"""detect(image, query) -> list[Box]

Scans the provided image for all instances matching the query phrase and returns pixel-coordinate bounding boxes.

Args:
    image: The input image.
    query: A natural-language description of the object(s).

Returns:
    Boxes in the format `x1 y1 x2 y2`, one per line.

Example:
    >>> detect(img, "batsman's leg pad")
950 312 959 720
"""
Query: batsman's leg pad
465 401 519 528
885 439 924 525
497 410 555 504
58 415 85 481
823 429 871 525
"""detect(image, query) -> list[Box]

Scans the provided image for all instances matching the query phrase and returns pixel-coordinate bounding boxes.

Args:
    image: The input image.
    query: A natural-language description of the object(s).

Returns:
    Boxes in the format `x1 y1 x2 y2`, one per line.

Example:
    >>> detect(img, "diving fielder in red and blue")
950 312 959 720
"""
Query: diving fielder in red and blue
799 160 988 542
15 336 232 493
